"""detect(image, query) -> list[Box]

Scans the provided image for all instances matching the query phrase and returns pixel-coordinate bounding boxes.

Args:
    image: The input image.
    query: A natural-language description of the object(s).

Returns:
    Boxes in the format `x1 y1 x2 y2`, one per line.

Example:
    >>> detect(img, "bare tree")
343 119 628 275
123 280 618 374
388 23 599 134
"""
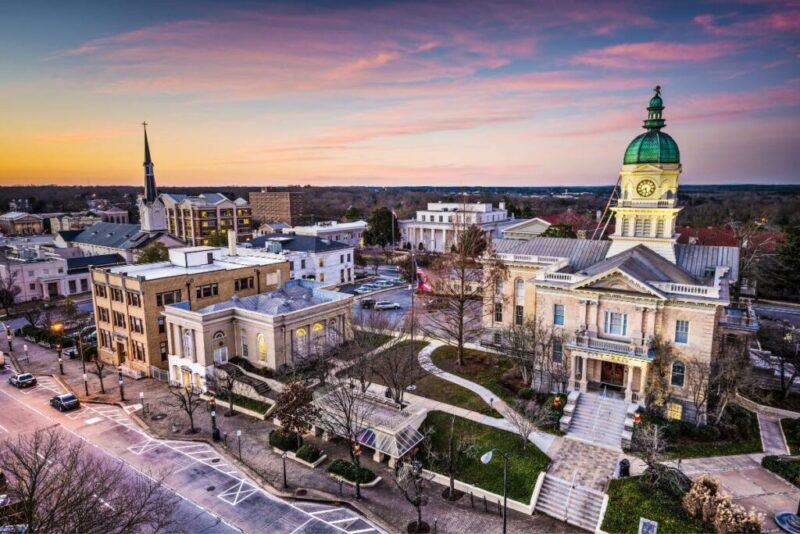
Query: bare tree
337 311 397 393
214 365 242 416
435 414 476 500
726 218 776 297
422 217 506 366
271 380 318 449
90 357 110 394
170 385 204 434
371 336 425 406
0 257 20 316
20 299 43 330
711 335 755 423
315 380 375 499
504 400 553 450
759 320 800 400
0 427 177 534
632 422 667 479
393 460 434 533
685 358 711 426
645 336 677 412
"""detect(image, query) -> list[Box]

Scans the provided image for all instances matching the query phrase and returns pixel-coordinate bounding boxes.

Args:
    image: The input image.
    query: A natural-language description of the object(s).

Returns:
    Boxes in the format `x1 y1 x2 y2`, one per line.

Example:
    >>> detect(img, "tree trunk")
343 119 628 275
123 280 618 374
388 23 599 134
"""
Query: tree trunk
98 372 105 394
188 409 196 433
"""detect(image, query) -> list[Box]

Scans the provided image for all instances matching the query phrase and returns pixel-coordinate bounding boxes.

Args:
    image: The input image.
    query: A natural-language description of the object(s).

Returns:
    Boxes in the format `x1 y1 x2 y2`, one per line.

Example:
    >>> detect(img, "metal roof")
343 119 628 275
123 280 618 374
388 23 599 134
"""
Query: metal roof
493 237 611 271
66 253 126 273
675 244 739 282
580 244 698 284
68 222 158 250
248 233 352 253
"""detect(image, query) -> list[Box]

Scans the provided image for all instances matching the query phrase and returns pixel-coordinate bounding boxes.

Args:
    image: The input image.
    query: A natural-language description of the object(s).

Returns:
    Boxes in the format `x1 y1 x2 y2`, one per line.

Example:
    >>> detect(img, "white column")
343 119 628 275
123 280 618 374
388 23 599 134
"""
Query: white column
580 356 588 393
639 365 648 404
625 364 634 403
569 353 577 390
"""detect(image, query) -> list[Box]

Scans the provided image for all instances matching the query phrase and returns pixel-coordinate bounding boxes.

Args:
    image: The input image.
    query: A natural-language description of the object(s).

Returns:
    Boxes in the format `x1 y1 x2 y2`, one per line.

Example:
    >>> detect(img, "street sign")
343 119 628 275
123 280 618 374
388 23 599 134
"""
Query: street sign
639 518 658 534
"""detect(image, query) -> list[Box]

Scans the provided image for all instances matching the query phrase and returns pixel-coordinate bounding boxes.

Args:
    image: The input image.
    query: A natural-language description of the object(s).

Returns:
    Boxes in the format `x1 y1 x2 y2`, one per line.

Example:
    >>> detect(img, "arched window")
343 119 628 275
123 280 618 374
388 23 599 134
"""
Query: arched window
257 333 267 363
671 361 685 387
213 331 226 346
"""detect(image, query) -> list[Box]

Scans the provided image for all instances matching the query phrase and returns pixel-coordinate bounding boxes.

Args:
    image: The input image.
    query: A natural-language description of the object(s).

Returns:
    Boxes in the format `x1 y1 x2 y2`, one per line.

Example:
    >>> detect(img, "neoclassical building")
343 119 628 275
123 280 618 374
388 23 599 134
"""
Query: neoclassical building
484 89 756 422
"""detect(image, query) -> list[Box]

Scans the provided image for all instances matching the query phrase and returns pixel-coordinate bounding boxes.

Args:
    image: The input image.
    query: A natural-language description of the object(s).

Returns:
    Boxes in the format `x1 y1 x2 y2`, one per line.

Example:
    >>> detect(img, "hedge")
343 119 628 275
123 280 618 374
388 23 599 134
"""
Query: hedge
327 459 376 483
762 456 800 487
296 444 322 463
269 430 302 452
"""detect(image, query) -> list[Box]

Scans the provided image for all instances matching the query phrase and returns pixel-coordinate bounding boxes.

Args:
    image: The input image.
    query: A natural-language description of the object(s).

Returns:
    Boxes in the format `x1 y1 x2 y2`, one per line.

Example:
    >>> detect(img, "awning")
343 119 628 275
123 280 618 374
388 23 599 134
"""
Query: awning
357 425 425 459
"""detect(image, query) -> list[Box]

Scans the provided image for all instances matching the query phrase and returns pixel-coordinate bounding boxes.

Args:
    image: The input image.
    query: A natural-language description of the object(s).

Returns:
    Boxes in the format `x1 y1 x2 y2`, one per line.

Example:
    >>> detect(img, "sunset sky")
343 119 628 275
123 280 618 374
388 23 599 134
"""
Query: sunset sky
1 0 798 187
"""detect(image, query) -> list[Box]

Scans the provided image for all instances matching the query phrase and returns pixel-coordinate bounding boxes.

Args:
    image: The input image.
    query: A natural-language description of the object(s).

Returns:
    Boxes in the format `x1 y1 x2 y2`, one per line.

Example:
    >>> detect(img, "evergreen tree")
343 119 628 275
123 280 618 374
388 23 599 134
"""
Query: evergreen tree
363 207 399 250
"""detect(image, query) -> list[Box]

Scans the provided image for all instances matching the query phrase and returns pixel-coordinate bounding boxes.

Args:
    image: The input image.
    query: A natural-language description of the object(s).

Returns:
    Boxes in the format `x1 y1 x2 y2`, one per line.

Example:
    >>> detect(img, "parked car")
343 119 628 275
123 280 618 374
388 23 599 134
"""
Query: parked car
374 301 401 310
8 373 36 388
360 299 377 309
373 279 396 288
354 286 373 295
49 393 80 412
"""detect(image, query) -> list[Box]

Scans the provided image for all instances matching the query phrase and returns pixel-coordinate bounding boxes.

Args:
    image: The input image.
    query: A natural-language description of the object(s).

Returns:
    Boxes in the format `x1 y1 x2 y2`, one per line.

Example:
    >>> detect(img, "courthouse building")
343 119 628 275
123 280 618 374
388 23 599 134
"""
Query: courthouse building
484 89 756 422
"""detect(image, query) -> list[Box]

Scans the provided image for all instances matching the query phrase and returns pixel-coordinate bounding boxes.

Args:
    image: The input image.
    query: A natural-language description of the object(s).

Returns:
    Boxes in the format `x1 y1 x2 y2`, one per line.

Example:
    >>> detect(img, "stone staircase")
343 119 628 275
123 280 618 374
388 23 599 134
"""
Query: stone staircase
566 392 627 449
218 363 271 396
535 474 606 532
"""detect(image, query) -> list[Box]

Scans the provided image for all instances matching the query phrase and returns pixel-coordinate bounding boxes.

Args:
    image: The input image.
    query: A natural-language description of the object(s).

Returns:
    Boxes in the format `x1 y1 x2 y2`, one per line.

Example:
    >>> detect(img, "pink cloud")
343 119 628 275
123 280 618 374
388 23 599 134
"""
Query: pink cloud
694 10 800 36
573 41 742 69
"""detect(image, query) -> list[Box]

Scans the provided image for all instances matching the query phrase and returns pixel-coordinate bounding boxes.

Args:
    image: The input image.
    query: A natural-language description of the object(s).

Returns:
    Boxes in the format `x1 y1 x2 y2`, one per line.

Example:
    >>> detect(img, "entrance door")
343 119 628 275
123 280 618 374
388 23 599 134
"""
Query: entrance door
600 362 625 389
47 282 59 299
116 341 127 363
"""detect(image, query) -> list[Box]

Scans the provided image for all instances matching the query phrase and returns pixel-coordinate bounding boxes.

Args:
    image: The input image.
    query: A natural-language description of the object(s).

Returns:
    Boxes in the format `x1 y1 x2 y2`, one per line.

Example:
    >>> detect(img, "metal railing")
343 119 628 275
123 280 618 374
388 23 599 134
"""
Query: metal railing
568 335 651 359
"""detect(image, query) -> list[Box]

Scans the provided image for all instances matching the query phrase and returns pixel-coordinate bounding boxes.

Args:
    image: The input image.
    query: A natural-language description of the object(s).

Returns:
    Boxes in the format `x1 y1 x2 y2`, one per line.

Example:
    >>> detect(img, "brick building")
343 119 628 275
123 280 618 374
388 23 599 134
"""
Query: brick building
249 190 306 226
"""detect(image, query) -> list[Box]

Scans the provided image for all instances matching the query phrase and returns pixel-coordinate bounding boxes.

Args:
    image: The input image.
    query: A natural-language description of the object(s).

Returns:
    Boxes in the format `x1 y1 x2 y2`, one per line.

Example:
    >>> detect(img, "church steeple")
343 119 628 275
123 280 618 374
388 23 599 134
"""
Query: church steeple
143 122 157 203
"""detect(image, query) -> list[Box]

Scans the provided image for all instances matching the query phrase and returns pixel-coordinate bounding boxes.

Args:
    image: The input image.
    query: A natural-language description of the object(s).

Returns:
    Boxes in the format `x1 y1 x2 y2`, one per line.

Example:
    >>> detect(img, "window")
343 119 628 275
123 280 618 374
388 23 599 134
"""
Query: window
347 253 351 262
111 288 123 302
634 218 652 237
95 284 107 298
621 217 629 236
112 311 126 328
340 269 345 283
301 259 306 269
552 340 563 364
553 304 565 326
195 283 219 299
603 311 628 336
675 320 689 344
515 305 524 326
318 257 325 267
100 329 112 348
156 289 181 307
160 341 168 362
340 254 344 264
671 361 685 387
493 331 502 345
80 279 88 292
58 268 63 274
319 273 325 283
97 307 110 323
131 317 144 334
347 268 352 281
126 291 141 307
29 283 35 290
158 317 165 334
666 402 683 421
656 219 665 237
68 280 76 294
182 330 194 359
241 331 249 357
257 333 267 363
494 279 503 296
494 302 503 322
235 276 254 291
132 340 146 361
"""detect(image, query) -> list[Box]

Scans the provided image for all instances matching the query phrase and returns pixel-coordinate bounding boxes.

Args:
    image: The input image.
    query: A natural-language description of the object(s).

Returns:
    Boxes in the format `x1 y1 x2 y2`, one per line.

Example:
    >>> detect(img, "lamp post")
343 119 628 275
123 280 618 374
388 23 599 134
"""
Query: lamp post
77 327 88 395
51 321 64 375
210 398 220 442
281 451 288 489
118 366 125 401
23 344 28 361
481 448 510 534
236 429 242 460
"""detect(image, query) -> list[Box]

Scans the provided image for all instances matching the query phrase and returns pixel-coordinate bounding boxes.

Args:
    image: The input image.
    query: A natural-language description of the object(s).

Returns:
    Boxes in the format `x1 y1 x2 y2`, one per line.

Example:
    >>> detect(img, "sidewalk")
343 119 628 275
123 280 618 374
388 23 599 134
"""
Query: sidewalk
8 331 574 533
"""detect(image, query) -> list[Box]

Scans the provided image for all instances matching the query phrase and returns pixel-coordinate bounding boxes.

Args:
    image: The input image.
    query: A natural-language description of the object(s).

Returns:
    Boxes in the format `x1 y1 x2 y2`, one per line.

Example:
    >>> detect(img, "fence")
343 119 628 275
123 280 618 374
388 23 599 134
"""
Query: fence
150 365 170 383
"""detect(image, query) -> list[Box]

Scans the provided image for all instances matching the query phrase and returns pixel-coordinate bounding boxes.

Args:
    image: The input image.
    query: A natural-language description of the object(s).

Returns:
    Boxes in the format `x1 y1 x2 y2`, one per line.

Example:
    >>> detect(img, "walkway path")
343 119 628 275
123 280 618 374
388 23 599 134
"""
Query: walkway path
417 340 559 456
759 414 791 455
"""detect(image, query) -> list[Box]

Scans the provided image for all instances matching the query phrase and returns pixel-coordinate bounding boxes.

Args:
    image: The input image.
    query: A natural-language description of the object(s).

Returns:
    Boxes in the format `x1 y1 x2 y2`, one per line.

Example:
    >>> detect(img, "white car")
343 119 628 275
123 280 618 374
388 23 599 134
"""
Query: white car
354 286 374 294
373 279 396 288
374 301 401 311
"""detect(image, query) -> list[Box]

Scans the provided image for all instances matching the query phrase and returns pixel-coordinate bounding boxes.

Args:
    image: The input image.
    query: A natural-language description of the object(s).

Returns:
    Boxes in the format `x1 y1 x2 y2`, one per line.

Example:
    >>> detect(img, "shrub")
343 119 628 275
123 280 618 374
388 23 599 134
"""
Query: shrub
643 464 692 499
269 430 302 452
762 456 800 487
683 475 764 533
518 388 535 400
295 444 322 464
83 346 97 360
692 424 721 442
21 324 38 337
327 459 376 483
712 498 762 534
683 475 721 524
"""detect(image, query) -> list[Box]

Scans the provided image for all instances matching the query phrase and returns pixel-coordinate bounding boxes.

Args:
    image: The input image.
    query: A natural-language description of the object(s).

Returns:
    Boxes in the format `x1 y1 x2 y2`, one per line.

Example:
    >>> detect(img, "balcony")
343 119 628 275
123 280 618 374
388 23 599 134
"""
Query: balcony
617 199 676 208
720 305 759 333
566 335 653 361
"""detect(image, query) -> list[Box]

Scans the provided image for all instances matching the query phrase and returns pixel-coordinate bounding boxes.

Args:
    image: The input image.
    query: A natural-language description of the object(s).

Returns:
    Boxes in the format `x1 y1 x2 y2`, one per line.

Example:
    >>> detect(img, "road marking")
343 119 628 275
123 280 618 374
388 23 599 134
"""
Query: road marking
0 422 7 433
84 417 102 425
218 479 259 506
289 519 313 534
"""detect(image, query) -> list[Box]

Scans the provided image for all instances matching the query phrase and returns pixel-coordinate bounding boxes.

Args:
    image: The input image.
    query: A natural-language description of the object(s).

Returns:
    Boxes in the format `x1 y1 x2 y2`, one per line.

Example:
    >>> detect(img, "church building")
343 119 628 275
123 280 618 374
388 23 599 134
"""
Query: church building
484 88 757 423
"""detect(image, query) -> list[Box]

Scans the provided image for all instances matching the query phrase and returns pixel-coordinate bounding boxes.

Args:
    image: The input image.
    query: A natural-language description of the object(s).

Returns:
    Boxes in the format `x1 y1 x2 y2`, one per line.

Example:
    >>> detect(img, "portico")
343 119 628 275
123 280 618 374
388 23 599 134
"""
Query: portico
567 338 651 404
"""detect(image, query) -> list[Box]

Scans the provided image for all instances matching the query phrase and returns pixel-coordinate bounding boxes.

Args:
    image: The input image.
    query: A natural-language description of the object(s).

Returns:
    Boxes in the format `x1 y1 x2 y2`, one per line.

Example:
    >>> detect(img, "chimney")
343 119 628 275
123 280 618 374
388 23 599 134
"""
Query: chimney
227 230 237 256
499 202 506 211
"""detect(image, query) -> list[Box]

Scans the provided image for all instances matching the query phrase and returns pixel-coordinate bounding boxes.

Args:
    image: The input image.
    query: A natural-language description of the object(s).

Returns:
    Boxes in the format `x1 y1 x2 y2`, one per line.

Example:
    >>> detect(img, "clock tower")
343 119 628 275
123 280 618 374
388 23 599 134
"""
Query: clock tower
607 86 682 263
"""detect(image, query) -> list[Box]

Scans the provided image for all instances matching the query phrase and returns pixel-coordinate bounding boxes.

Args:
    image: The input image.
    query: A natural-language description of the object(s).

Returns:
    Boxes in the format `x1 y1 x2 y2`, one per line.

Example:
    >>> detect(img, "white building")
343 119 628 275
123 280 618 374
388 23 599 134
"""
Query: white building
288 220 367 247
246 234 355 287
400 201 519 253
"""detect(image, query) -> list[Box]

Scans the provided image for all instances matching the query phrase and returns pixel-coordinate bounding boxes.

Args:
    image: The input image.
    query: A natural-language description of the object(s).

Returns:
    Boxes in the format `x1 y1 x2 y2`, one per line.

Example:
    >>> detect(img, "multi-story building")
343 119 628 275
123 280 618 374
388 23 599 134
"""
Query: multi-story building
90 240 289 377
288 220 367 247
0 212 44 236
247 234 354 287
0 245 124 302
49 212 103 234
97 206 129 224
163 279 353 390
483 89 756 423
55 222 183 263
160 193 253 246
249 190 306 226
400 201 520 253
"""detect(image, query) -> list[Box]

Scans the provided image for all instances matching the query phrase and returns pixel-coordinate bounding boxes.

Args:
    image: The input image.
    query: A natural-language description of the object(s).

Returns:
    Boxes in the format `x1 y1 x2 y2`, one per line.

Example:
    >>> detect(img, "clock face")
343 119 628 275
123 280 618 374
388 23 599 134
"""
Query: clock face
636 179 656 197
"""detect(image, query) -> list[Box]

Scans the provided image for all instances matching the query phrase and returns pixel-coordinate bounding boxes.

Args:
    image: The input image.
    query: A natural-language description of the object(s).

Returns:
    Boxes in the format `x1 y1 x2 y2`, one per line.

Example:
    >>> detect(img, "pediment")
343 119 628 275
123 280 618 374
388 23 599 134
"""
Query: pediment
571 269 665 299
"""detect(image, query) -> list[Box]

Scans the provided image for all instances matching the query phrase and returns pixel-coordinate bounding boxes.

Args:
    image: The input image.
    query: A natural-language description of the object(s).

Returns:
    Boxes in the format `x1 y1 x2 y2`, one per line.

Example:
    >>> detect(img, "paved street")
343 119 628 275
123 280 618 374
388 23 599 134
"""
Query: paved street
0 364 382 534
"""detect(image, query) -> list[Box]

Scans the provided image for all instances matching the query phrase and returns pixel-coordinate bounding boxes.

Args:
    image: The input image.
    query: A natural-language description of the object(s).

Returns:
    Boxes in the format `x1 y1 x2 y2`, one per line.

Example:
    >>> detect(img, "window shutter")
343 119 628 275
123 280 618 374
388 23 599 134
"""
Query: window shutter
604 311 609 333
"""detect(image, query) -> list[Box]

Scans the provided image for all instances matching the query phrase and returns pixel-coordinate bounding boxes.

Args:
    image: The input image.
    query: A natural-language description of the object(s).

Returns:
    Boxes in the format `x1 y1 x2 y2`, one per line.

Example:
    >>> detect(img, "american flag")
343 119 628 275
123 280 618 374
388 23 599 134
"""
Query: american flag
414 260 431 293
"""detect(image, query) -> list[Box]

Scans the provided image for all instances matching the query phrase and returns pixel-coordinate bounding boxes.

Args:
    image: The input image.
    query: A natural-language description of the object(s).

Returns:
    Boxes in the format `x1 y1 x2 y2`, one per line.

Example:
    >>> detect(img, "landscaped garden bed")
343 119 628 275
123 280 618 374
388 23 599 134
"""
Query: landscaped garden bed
638 405 761 459
781 418 800 455
763 455 800 487
430 346 519 401
419 411 549 504
327 459 380 487
213 391 273 417
269 429 303 452
602 477 708 534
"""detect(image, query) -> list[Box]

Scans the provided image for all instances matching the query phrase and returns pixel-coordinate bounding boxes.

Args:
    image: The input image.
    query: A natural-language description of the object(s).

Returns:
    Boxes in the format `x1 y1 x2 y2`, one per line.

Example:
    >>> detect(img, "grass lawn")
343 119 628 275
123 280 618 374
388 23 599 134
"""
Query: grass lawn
351 330 395 352
750 388 800 413
781 418 800 455
420 411 549 504
430 345 521 402
639 407 762 459
215 391 272 414
602 477 708 534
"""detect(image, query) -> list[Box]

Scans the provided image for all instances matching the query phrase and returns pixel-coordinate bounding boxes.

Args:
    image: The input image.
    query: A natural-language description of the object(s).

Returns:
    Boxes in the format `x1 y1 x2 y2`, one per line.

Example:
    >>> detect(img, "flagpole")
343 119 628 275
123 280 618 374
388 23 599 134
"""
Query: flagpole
410 246 415 342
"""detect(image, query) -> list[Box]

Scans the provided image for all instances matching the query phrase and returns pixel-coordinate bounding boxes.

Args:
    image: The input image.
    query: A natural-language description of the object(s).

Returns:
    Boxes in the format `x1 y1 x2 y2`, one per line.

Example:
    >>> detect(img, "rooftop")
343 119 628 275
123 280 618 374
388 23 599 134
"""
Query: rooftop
63 222 160 250
0 211 42 221
248 233 353 253
189 279 350 315
493 237 611 271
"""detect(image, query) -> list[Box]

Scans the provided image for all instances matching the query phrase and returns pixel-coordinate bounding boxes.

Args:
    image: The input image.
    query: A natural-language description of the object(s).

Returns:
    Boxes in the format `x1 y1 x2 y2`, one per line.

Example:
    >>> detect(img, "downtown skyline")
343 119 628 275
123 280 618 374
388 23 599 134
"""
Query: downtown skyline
1 0 799 187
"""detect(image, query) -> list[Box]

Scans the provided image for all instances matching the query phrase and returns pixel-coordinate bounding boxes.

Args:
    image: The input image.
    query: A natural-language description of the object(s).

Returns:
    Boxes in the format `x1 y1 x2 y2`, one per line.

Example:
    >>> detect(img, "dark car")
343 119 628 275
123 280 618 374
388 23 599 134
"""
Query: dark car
8 373 37 388
360 298 376 309
49 393 80 412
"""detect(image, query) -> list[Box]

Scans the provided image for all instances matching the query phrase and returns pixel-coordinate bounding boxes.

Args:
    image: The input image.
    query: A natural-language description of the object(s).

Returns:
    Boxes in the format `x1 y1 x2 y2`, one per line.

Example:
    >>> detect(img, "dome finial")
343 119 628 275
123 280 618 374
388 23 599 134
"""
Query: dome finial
654 84 661 97
643 86 665 131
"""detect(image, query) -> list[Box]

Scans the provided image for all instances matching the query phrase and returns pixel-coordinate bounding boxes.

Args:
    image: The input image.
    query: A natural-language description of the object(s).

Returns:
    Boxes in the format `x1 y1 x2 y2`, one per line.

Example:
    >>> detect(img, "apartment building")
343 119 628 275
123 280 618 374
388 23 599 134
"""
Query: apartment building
160 193 253 246
91 240 289 378
49 212 103 233
249 190 306 226
247 234 354 287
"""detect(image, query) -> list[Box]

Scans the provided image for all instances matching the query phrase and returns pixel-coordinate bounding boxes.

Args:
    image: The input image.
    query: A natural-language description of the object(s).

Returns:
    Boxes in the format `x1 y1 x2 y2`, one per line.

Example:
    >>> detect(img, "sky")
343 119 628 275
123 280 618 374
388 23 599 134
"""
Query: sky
0 0 798 188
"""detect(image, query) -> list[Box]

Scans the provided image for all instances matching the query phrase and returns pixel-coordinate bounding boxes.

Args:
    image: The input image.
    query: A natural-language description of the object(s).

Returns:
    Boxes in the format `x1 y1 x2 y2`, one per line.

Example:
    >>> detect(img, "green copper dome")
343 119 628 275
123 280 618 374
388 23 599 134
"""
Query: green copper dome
623 85 680 165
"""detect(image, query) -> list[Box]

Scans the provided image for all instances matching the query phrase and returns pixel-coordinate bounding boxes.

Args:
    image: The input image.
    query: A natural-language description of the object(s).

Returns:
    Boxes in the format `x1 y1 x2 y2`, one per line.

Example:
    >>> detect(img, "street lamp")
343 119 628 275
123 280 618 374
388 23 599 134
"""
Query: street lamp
210 398 220 442
481 448 510 534
51 321 64 375
23 344 28 361
118 366 125 401
281 451 288 489
236 429 242 460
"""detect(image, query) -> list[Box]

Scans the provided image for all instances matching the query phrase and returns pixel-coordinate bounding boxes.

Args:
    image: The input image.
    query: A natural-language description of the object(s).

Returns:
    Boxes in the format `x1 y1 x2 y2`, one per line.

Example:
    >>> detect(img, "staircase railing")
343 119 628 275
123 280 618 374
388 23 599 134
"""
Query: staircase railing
563 471 577 522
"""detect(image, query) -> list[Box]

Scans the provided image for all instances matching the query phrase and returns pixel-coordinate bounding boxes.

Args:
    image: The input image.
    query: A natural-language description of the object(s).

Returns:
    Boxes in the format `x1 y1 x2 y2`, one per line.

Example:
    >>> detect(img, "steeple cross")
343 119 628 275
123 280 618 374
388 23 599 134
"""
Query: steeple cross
142 121 148 128
653 85 661 97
